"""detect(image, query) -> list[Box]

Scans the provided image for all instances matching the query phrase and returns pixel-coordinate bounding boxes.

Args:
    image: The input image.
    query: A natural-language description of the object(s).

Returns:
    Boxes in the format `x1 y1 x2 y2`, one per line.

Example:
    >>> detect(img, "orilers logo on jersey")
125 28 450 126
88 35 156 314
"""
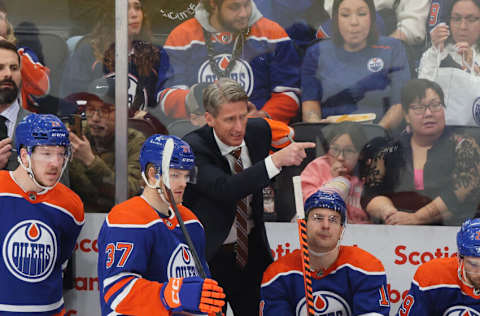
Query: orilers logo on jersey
2 220 57 283
167 243 198 279
443 306 480 316
367 57 384 73
197 54 254 96
296 290 352 316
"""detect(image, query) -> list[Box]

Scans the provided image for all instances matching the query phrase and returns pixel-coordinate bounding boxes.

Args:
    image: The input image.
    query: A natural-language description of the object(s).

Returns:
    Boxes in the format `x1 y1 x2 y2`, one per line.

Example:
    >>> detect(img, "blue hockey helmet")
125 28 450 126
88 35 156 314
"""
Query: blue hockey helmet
457 218 480 258
15 114 70 154
139 134 195 174
304 190 347 225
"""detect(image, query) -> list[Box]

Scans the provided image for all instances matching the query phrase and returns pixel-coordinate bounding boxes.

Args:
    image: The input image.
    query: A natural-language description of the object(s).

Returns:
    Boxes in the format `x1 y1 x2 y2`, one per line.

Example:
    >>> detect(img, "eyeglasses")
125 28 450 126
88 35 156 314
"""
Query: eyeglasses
408 101 444 115
310 214 341 225
329 145 358 159
85 106 114 118
450 15 480 25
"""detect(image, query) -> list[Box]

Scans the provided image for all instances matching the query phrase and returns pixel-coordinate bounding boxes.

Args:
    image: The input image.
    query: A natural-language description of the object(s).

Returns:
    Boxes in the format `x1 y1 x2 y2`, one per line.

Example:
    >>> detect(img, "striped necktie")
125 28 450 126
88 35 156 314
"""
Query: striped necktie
231 147 248 268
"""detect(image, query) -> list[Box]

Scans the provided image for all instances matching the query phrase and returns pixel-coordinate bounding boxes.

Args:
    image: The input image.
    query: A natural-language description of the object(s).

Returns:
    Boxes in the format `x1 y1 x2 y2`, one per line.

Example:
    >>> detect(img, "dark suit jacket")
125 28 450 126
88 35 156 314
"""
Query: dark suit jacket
183 118 273 267
6 105 31 171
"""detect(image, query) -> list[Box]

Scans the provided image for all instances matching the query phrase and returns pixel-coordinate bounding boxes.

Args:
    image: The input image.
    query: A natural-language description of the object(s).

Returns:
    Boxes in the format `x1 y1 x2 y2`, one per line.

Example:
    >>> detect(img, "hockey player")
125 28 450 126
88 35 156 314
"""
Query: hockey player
97 134 225 316
0 114 84 315
156 0 301 124
397 218 480 315
260 189 390 315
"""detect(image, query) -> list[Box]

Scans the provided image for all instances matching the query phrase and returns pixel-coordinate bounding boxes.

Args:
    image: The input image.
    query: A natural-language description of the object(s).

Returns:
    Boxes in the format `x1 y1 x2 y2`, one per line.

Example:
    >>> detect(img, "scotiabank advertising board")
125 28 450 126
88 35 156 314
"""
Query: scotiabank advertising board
64 214 458 315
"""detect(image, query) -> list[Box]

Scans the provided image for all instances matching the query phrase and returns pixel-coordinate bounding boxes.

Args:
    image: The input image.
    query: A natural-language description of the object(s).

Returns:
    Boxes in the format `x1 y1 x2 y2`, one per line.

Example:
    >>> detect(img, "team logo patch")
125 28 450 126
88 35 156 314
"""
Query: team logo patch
296 290 352 316
105 73 148 111
197 54 254 96
2 220 57 283
471 97 480 125
443 305 480 316
167 243 198 279
367 57 384 72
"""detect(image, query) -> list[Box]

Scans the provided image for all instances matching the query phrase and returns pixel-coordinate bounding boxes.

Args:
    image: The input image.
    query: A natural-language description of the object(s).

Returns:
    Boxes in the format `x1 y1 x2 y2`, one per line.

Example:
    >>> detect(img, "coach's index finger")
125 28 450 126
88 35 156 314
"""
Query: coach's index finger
295 142 316 149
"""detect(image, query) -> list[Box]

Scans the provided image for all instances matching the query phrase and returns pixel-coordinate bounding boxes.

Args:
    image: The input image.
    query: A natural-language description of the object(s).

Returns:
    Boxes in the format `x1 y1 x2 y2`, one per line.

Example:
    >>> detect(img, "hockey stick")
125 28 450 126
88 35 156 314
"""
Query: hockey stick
162 139 223 316
292 176 315 316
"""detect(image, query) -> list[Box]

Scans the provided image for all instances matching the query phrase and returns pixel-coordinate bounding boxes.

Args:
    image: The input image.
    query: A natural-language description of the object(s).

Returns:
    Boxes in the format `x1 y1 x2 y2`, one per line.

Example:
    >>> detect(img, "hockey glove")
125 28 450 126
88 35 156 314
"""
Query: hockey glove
160 277 225 314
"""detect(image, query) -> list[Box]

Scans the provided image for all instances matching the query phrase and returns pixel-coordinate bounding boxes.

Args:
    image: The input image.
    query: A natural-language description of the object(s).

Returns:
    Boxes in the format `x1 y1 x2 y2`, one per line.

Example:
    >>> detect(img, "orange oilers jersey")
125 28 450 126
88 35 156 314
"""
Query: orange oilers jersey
97 196 211 316
0 171 84 315
18 47 50 113
260 246 390 316
397 257 480 315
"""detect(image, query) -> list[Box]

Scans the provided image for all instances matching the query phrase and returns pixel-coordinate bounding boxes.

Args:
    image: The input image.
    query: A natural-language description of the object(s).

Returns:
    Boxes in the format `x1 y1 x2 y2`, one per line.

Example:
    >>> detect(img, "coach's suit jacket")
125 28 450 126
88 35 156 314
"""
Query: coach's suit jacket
183 118 274 269
6 105 31 170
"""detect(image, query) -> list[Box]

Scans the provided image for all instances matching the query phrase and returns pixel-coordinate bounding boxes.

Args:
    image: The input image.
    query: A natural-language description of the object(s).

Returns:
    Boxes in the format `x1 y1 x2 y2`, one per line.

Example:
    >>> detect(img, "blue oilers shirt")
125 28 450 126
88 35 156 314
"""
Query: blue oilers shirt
97 196 210 316
0 170 84 315
397 257 480 315
260 246 390 316
157 2 301 124
301 36 410 121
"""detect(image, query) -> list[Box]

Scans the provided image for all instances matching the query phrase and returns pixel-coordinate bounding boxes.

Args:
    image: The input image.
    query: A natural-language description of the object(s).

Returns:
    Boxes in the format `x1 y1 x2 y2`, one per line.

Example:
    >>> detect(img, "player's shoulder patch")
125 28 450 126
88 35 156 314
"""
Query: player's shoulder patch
262 249 303 285
249 17 289 43
165 18 205 48
47 183 85 224
336 245 385 273
414 257 458 289
107 196 160 227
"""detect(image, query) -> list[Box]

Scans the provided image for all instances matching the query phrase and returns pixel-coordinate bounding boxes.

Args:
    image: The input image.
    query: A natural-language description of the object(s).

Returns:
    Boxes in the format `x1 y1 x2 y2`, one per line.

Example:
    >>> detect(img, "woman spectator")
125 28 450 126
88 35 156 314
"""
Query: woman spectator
301 122 371 223
60 0 168 117
301 0 410 131
418 0 480 126
361 79 480 225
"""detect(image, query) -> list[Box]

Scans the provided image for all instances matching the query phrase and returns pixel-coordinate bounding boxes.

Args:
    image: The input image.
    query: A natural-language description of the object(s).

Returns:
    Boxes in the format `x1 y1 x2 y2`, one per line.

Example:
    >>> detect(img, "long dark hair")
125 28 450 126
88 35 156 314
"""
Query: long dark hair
331 0 379 47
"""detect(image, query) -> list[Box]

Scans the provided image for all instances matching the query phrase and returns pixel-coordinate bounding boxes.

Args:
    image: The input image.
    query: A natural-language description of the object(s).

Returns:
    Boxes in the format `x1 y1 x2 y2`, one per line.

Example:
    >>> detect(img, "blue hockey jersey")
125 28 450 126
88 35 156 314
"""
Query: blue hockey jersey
157 2 301 124
97 196 211 316
0 171 84 315
260 246 390 316
301 36 410 121
397 257 480 315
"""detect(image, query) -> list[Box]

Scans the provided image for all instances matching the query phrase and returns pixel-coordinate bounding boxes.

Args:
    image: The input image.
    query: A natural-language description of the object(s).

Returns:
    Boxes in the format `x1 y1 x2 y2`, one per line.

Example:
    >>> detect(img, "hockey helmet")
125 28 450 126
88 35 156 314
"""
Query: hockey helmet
304 190 347 225
457 218 480 258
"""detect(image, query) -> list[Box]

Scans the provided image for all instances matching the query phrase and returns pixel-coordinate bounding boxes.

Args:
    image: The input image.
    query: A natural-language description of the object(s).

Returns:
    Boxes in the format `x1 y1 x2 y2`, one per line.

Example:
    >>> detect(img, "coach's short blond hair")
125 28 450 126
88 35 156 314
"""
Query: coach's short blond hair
203 78 248 117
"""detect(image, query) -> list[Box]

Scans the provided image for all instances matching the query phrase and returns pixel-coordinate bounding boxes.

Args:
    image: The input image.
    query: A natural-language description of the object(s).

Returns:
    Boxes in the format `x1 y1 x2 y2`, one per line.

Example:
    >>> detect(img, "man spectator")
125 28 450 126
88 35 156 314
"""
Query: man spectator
0 39 31 170
156 0 301 125
183 78 314 315
68 77 146 213
398 218 480 314
261 187 390 315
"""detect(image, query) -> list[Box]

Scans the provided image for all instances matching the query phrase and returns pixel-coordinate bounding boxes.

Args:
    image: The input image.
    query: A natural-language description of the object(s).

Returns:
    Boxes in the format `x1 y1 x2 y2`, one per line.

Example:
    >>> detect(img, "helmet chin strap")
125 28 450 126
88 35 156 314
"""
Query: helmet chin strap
308 226 346 258
141 172 170 206
18 154 68 193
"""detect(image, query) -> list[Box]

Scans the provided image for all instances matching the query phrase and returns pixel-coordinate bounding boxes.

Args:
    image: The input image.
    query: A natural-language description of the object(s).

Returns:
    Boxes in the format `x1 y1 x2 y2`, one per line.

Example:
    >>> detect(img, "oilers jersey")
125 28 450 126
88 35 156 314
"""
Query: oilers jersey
97 196 211 316
260 246 390 316
0 170 84 315
157 2 301 124
397 257 480 315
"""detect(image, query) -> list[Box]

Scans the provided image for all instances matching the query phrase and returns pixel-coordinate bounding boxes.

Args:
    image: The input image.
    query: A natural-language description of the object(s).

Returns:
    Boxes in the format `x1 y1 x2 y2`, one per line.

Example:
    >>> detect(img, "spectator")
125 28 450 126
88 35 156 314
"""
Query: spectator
0 114 84 315
301 0 410 131
60 0 169 118
261 189 390 315
97 134 225 316
324 0 430 46
301 122 371 223
68 77 145 213
362 78 480 225
0 1 50 113
156 0 301 125
397 218 480 314
0 40 31 170
182 78 314 315
418 0 480 126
